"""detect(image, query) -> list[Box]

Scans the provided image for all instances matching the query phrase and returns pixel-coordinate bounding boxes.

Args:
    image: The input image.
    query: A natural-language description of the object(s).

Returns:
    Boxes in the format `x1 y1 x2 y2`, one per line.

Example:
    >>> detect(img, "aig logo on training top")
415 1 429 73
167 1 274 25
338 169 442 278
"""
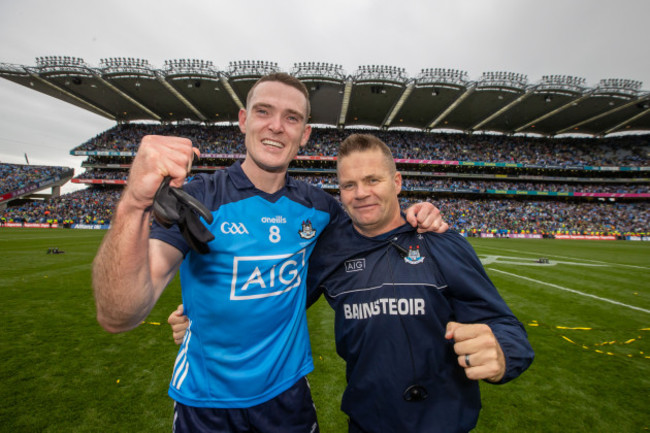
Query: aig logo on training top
345 259 366 272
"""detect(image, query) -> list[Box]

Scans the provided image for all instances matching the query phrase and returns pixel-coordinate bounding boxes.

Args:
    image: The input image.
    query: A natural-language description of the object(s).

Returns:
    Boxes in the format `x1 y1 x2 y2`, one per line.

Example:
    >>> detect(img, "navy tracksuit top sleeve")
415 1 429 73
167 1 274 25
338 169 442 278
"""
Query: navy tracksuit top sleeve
424 231 535 384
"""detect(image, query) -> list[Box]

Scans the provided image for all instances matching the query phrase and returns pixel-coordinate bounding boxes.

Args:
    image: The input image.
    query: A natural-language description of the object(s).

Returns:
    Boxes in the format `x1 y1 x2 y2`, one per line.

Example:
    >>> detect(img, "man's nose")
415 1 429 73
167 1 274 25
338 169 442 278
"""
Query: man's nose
268 114 284 133
355 184 370 198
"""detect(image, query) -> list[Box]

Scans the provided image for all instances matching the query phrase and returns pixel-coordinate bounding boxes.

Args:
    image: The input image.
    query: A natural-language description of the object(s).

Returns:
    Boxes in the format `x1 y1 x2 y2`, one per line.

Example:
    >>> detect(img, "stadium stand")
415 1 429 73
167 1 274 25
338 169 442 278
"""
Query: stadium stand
0 163 74 210
1 187 120 226
71 124 648 167
1 58 648 238
4 125 648 238
401 198 648 237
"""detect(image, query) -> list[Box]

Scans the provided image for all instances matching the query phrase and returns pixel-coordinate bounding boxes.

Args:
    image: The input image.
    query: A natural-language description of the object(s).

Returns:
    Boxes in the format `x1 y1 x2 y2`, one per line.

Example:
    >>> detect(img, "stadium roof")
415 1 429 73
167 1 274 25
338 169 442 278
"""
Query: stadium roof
2 56 649 137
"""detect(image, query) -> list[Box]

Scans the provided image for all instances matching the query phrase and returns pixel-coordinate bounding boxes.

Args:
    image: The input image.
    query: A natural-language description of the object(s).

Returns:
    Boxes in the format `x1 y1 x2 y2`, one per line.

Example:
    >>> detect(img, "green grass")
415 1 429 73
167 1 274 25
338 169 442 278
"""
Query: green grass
1 229 649 432
469 239 650 432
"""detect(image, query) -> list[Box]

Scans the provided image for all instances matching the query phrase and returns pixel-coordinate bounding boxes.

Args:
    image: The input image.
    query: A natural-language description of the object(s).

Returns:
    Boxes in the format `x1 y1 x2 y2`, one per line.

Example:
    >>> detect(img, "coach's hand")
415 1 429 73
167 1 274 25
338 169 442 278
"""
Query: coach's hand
168 304 189 345
405 201 449 233
123 135 199 211
445 321 505 383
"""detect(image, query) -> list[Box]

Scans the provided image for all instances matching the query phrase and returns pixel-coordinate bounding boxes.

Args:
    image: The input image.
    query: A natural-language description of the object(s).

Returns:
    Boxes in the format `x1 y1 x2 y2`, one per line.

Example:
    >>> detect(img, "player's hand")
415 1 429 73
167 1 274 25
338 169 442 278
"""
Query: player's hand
405 202 449 233
122 135 199 211
168 304 190 345
445 321 505 382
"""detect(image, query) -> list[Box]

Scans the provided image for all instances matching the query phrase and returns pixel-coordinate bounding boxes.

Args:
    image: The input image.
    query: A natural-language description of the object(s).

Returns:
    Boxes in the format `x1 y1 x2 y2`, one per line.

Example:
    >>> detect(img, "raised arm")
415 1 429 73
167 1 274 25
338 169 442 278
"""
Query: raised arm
92 135 197 333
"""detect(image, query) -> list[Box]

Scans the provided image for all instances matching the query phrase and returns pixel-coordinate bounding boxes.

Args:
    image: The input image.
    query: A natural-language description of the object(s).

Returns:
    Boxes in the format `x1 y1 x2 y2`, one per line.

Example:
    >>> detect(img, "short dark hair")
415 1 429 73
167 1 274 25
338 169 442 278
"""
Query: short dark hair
337 133 396 173
246 72 311 119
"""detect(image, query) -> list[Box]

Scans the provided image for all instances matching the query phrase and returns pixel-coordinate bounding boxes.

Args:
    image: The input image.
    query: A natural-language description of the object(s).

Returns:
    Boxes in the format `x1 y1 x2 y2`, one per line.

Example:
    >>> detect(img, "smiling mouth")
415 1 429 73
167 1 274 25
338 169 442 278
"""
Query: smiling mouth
262 139 283 149
355 203 377 211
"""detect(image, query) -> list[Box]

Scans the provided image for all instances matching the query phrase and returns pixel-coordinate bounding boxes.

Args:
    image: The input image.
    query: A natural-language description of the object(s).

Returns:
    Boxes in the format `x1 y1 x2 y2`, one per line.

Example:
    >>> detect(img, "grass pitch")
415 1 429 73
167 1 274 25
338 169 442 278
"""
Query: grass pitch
1 228 648 432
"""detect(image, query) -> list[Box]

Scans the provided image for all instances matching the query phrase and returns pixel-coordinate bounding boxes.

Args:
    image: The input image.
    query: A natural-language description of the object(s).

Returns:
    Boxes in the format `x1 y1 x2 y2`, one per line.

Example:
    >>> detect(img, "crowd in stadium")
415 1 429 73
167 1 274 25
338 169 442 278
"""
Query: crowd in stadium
2 185 647 235
401 197 648 235
2 124 648 235
399 178 650 194
1 187 120 226
0 163 71 195
75 124 649 167
74 168 129 181
72 170 650 194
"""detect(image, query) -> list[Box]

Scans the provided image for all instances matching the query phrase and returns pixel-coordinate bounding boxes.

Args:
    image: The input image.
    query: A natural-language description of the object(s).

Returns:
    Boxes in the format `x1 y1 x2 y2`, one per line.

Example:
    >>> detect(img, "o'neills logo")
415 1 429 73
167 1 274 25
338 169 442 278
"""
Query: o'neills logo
261 216 286 224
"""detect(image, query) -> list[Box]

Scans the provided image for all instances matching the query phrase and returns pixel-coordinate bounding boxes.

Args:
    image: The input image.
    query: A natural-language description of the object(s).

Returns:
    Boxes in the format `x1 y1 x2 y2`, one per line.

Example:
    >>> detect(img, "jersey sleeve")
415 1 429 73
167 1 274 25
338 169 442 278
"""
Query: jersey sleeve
424 231 534 384
306 196 352 308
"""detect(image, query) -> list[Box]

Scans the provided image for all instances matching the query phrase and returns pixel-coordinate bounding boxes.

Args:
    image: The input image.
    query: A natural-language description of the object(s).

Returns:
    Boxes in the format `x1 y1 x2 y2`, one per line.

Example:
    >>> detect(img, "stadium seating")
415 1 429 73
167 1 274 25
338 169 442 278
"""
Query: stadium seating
2 125 649 236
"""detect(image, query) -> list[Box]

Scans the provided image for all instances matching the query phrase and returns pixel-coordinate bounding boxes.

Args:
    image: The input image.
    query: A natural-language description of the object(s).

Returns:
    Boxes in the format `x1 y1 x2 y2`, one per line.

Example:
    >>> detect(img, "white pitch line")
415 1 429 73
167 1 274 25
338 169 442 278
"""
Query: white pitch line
478 244 650 270
488 268 650 315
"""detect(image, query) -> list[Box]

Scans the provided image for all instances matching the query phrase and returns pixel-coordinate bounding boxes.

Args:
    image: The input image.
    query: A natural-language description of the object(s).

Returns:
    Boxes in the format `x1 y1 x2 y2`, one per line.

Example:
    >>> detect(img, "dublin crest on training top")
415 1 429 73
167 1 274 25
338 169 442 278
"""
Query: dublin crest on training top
404 245 425 265
298 220 316 239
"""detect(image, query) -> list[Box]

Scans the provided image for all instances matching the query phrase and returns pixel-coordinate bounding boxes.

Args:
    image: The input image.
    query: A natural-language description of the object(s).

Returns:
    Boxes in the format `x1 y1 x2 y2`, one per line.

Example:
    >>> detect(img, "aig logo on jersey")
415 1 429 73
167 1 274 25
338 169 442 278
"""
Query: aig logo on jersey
230 249 306 300
221 222 249 235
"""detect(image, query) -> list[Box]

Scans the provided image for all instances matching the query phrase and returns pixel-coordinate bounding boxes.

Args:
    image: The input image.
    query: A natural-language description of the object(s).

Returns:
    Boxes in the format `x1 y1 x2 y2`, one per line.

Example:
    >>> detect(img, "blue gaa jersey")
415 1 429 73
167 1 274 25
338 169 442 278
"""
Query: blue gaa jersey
150 161 346 408
307 223 534 433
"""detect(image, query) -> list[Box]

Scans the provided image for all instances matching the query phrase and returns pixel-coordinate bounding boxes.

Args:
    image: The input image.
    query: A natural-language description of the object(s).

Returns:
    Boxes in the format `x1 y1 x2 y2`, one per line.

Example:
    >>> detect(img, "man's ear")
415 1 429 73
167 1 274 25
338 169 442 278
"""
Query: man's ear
238 108 247 134
300 124 312 148
394 171 402 195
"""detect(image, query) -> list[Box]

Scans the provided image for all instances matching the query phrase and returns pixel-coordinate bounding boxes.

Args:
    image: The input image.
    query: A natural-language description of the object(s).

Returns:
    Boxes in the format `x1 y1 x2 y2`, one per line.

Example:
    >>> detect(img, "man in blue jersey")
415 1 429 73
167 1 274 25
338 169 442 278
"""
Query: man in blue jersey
93 73 446 433
172 133 535 433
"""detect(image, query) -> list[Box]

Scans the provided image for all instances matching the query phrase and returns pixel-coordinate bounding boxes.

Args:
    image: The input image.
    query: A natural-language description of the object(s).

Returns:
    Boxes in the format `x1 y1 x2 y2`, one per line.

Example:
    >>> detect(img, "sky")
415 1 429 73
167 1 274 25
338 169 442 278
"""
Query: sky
1 0 649 192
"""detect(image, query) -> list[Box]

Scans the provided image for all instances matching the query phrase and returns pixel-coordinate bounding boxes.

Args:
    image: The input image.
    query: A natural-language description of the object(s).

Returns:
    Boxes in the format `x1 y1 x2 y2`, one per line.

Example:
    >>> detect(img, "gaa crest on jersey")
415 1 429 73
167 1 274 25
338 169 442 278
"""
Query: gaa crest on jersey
404 245 425 265
298 220 316 239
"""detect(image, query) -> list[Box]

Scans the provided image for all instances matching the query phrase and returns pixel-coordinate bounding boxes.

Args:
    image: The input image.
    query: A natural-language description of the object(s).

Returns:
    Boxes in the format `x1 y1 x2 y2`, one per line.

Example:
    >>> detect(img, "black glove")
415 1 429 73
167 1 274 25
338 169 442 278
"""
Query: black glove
152 176 215 254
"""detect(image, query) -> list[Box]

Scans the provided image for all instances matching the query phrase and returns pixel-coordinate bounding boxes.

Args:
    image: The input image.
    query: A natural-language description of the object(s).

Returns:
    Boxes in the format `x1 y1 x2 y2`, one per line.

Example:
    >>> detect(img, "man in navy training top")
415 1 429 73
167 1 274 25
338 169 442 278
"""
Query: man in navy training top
93 73 447 433
171 133 534 433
